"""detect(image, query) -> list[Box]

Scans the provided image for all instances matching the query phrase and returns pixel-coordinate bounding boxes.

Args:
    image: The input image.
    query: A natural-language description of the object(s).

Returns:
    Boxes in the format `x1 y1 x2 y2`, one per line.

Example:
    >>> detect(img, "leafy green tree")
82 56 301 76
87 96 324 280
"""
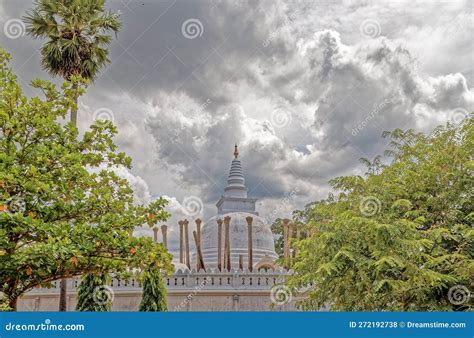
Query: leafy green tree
76 273 111 311
139 266 167 312
288 118 473 311
24 0 121 311
24 0 121 125
0 295 11 311
271 218 284 257
0 49 172 311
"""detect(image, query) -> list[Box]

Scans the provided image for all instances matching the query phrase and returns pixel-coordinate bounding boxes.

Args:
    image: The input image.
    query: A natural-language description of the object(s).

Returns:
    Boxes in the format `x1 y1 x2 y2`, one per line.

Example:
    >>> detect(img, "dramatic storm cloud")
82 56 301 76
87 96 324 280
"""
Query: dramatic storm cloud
1 0 472 254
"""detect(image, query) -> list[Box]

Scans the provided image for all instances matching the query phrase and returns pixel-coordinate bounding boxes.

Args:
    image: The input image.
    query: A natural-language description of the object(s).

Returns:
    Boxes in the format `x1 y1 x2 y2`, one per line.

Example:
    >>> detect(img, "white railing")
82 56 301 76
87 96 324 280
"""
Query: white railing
27 268 291 294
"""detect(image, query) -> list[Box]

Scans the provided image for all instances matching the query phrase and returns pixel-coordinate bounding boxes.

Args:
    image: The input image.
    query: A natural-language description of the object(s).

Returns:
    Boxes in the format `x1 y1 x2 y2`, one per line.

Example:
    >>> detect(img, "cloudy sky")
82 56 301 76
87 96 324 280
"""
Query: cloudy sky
0 0 472 255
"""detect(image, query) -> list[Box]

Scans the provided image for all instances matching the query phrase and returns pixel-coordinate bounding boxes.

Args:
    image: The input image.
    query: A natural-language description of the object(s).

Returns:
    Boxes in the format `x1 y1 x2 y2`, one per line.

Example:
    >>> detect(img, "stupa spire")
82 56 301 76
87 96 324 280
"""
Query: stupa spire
224 146 246 198
216 144 258 215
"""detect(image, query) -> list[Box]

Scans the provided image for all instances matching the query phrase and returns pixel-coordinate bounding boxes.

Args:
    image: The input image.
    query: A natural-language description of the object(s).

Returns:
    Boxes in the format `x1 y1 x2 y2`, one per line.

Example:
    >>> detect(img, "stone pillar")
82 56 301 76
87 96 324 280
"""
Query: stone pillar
195 218 202 245
195 219 202 270
224 216 231 271
246 216 253 272
179 220 184 264
217 218 223 272
288 221 293 263
184 219 190 269
193 230 205 271
295 224 301 257
161 224 168 249
283 218 290 267
152 226 159 243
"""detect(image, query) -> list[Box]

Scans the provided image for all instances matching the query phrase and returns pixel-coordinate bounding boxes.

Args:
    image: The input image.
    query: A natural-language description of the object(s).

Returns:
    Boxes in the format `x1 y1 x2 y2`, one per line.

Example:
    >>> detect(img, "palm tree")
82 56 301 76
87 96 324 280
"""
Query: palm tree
24 0 121 125
24 0 121 311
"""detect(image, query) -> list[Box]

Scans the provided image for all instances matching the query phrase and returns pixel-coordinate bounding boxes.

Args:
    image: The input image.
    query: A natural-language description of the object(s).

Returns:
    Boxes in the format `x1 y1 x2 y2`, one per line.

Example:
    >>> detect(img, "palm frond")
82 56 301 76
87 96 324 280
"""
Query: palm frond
24 0 121 81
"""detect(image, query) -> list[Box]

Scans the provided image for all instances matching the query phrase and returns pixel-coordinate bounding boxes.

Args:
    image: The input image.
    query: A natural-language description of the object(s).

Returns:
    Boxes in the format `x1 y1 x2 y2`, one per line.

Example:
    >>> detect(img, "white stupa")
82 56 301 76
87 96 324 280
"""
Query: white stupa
199 145 278 269
20 145 296 312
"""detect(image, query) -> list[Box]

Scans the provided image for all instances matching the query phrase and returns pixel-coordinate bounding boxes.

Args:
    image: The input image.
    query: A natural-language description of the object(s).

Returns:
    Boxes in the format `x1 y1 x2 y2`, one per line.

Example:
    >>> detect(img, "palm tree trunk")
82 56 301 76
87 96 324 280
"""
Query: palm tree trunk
8 296 17 311
59 86 78 312
59 279 67 311
70 84 78 126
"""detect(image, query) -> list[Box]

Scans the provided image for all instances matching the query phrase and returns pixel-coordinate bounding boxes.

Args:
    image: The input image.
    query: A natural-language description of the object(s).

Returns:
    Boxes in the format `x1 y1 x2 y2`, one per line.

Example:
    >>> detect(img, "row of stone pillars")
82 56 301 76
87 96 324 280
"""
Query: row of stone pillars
282 218 302 269
152 216 255 273
152 220 205 271
152 225 168 249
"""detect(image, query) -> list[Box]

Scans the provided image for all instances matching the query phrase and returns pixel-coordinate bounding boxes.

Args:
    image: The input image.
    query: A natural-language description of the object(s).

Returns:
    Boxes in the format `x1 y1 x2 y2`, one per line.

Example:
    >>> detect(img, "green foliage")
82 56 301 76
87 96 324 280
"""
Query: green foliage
271 210 311 258
76 273 111 311
139 267 167 312
24 0 121 81
0 49 173 310
288 118 474 311
271 218 284 256
0 294 12 311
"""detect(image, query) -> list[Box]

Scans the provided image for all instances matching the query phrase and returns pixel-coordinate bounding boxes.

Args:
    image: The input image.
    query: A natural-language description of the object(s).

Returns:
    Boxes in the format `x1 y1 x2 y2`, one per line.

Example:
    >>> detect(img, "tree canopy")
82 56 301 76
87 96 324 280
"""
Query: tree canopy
0 49 172 310
139 266 168 312
24 0 121 82
288 117 473 311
